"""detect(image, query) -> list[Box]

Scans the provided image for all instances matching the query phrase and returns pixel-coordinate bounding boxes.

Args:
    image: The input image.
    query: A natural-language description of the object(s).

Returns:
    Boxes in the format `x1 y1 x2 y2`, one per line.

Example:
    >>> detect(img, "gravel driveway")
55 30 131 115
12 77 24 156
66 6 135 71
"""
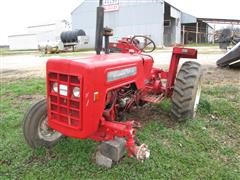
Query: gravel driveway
0 47 225 81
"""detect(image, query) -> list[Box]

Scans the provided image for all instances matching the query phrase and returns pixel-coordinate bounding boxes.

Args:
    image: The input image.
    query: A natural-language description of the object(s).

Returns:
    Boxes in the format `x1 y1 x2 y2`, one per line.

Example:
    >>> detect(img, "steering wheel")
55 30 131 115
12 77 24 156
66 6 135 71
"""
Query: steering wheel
131 35 156 53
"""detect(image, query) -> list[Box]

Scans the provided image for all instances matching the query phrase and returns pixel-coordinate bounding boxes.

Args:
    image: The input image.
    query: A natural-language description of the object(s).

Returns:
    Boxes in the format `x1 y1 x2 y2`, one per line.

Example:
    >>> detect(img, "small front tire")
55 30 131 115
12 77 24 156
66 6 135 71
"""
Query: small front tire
23 99 62 149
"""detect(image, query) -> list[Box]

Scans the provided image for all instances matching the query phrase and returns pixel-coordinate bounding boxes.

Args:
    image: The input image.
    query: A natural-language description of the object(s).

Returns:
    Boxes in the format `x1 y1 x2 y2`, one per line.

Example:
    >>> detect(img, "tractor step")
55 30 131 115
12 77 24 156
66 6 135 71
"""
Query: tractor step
141 94 164 103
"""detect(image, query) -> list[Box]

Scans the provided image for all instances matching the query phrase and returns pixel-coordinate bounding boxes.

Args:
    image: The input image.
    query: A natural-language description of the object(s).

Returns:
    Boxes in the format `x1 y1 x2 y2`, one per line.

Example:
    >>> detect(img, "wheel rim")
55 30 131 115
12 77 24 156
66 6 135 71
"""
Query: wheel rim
38 115 62 141
193 81 202 117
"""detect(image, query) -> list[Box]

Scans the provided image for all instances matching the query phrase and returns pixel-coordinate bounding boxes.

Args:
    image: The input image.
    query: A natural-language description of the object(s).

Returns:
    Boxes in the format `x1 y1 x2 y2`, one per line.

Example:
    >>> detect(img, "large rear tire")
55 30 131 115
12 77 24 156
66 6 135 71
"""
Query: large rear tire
23 99 62 149
170 61 203 122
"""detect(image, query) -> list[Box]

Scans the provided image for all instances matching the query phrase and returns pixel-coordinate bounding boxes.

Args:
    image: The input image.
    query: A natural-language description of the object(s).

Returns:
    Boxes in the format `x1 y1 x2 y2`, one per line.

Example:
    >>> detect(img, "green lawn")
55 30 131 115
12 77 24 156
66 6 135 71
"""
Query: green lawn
0 78 239 179
38 49 95 57
0 48 38 56
185 43 218 47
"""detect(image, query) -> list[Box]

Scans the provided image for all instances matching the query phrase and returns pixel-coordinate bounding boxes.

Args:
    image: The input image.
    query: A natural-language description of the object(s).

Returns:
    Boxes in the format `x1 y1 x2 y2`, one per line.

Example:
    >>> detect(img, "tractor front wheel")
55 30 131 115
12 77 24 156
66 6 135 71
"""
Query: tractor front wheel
23 99 62 149
170 61 202 122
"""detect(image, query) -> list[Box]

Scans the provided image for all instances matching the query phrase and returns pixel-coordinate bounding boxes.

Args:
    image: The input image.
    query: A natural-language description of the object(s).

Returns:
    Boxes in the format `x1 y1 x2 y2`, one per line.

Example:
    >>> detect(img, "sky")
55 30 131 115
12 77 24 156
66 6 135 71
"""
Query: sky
0 0 240 45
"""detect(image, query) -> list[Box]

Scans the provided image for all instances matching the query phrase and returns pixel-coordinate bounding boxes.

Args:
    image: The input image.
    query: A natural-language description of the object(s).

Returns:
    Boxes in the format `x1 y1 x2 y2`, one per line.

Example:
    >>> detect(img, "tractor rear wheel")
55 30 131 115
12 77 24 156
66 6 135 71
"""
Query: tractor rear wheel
23 99 62 149
170 61 202 122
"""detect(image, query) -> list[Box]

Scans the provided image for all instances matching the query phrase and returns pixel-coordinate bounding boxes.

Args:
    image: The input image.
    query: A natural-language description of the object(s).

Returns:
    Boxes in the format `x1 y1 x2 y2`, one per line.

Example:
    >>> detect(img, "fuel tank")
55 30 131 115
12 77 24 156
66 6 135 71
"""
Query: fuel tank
46 53 153 139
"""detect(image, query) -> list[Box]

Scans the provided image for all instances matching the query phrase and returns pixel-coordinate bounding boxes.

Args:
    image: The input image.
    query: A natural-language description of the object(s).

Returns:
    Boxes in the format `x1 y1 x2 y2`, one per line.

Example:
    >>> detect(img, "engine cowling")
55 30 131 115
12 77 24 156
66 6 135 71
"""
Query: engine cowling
46 53 153 139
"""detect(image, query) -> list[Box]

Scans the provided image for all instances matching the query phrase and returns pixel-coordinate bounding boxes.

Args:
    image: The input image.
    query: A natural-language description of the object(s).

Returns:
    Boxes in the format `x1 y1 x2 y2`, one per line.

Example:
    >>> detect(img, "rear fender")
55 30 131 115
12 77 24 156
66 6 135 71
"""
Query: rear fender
173 47 198 59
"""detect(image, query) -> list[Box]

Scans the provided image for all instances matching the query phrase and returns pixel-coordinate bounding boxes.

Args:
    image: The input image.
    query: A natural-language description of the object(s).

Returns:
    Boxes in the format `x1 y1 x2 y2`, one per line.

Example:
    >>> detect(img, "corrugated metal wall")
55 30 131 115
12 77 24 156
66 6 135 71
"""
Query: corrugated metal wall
163 3 181 46
71 0 165 48
8 21 69 50
8 34 38 50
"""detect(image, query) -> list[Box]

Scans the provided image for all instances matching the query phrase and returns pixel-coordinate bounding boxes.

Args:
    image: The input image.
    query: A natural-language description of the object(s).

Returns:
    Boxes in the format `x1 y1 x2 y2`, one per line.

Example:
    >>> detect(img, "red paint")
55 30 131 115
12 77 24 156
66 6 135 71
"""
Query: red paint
109 37 142 53
46 39 197 159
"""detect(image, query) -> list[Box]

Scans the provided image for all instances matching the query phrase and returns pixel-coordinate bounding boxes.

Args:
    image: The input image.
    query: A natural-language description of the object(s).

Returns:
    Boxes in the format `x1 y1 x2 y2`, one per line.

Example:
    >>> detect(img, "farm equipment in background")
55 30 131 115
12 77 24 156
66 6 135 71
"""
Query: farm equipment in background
60 29 88 51
38 29 89 54
23 0 202 163
217 42 240 68
109 35 156 54
216 28 240 50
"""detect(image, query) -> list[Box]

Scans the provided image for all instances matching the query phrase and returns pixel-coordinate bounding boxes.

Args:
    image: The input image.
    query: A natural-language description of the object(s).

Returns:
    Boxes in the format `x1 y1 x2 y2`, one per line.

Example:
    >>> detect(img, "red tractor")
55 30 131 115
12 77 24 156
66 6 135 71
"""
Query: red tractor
23 1 202 161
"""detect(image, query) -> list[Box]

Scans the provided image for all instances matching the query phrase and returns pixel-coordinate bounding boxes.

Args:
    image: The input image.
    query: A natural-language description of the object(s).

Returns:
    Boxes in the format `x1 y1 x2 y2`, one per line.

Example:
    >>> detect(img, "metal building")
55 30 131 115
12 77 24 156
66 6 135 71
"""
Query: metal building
8 20 70 50
181 13 214 44
8 34 38 50
71 0 182 48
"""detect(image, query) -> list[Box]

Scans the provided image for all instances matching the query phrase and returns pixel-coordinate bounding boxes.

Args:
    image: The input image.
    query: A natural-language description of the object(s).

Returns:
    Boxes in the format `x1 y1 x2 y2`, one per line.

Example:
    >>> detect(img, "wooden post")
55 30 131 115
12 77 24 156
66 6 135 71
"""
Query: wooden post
182 25 185 45
196 22 198 44
212 24 215 44
231 23 234 37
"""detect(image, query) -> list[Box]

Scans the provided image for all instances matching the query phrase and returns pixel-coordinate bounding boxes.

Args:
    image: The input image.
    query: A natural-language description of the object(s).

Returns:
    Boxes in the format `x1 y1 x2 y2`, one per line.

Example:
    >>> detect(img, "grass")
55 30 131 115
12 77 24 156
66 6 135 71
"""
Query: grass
0 78 240 179
0 48 94 57
0 48 38 56
39 48 95 57
185 43 218 47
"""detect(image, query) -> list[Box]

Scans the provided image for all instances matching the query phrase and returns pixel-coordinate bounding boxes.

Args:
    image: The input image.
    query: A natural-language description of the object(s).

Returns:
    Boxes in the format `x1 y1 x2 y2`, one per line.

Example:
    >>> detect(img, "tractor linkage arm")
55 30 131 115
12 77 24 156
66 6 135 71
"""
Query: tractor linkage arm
90 118 150 161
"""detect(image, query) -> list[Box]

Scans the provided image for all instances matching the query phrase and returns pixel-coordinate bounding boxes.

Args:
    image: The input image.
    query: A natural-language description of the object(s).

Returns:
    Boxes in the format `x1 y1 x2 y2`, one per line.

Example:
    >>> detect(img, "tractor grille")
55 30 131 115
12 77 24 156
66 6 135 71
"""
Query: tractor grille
48 72 82 129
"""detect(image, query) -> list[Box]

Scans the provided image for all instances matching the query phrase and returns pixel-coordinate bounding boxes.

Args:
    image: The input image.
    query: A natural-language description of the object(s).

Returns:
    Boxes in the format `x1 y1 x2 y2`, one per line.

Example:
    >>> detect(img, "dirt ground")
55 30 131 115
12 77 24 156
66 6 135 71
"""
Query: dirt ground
1 47 239 85
202 66 240 86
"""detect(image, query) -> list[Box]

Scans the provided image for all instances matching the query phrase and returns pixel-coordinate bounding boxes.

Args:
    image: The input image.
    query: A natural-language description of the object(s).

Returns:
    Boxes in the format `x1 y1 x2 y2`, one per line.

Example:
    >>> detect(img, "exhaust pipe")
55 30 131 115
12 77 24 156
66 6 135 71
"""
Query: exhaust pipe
95 0 104 55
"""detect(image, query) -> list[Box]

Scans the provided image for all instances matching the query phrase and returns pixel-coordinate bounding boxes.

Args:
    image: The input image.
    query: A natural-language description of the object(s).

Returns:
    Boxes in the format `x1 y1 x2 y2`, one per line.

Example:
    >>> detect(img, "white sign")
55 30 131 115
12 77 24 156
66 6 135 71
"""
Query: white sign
59 84 68 96
103 0 119 12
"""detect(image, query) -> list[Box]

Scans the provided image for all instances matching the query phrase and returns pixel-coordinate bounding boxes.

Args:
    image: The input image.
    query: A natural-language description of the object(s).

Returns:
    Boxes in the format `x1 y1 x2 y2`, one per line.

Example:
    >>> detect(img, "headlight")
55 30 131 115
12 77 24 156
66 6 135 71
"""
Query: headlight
73 87 80 98
52 82 58 93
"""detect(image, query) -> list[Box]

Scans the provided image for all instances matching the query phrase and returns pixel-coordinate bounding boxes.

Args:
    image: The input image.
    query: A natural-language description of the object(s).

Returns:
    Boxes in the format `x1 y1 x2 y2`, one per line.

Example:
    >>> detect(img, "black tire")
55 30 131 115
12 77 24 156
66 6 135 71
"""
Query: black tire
170 61 203 122
23 99 62 149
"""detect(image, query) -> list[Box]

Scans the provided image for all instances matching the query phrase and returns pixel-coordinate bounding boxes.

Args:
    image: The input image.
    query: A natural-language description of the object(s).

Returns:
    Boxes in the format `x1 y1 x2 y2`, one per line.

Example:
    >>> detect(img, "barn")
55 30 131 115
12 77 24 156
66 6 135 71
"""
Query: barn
71 0 183 48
